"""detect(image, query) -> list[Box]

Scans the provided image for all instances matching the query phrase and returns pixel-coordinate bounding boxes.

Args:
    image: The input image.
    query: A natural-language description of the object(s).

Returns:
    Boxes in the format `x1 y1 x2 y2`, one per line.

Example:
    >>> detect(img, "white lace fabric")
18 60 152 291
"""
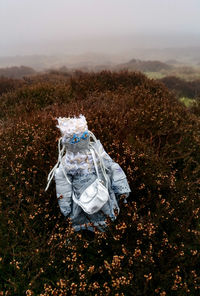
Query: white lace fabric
56 114 88 138
62 150 99 175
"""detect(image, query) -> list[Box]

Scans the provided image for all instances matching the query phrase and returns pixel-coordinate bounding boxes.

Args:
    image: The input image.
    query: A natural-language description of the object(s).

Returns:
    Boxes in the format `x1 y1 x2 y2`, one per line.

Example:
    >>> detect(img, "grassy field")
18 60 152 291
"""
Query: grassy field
145 66 200 82
179 97 198 107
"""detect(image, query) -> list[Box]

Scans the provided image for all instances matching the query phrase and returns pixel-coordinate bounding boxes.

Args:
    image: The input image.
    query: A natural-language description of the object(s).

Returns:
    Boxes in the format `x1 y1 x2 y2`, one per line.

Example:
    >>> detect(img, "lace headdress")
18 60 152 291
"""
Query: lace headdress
56 114 88 139
45 114 104 191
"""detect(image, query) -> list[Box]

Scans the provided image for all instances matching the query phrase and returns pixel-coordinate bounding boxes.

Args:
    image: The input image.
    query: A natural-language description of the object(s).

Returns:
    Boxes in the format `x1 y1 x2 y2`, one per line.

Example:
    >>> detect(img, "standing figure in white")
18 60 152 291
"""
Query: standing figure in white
45 114 131 232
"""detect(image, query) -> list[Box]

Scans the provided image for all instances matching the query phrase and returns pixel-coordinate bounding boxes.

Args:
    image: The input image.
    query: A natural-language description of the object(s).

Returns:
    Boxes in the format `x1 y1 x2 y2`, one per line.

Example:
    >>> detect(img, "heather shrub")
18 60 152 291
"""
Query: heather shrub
0 81 72 119
188 99 200 117
0 71 199 295
0 77 24 96
159 76 200 99
0 66 35 79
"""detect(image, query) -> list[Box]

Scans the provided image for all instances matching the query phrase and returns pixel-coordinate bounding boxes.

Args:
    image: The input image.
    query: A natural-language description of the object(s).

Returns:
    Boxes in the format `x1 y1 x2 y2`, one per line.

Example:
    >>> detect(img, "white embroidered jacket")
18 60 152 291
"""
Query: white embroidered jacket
54 139 131 232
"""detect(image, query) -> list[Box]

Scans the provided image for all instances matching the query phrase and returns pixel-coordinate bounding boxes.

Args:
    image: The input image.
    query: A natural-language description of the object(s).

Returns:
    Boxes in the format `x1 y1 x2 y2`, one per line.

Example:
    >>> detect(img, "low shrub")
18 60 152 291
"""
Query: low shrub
0 71 199 295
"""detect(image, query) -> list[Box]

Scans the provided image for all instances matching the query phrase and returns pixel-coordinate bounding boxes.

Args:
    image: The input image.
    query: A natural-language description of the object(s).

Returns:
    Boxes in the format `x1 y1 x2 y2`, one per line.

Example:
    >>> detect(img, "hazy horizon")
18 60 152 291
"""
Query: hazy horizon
1 0 200 57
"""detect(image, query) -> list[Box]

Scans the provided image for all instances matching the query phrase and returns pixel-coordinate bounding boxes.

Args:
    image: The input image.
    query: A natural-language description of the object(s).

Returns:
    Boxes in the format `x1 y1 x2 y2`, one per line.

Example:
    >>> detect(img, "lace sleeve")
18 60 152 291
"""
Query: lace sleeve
97 141 131 197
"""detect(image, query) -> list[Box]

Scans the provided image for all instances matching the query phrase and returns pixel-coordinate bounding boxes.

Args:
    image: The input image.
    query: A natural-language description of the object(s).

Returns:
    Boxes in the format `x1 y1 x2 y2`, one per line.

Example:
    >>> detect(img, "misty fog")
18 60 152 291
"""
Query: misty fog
0 0 200 69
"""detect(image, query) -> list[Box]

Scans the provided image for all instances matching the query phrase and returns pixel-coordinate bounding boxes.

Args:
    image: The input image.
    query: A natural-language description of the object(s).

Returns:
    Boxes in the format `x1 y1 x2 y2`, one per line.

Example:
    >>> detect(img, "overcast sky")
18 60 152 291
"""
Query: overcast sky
0 0 200 56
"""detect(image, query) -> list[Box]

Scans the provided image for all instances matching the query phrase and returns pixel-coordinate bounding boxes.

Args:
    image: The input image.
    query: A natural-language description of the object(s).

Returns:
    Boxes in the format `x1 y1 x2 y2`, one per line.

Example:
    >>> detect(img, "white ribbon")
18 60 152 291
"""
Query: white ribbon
45 137 71 191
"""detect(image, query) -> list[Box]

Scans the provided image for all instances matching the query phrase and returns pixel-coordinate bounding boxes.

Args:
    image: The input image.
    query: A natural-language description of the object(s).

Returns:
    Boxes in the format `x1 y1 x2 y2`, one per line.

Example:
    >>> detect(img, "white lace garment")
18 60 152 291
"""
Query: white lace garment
62 150 98 175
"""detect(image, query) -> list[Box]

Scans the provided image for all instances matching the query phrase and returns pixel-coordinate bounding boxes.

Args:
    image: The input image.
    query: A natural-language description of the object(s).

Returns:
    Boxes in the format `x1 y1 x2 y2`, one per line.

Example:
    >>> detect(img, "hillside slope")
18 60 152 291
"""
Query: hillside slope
0 70 200 295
